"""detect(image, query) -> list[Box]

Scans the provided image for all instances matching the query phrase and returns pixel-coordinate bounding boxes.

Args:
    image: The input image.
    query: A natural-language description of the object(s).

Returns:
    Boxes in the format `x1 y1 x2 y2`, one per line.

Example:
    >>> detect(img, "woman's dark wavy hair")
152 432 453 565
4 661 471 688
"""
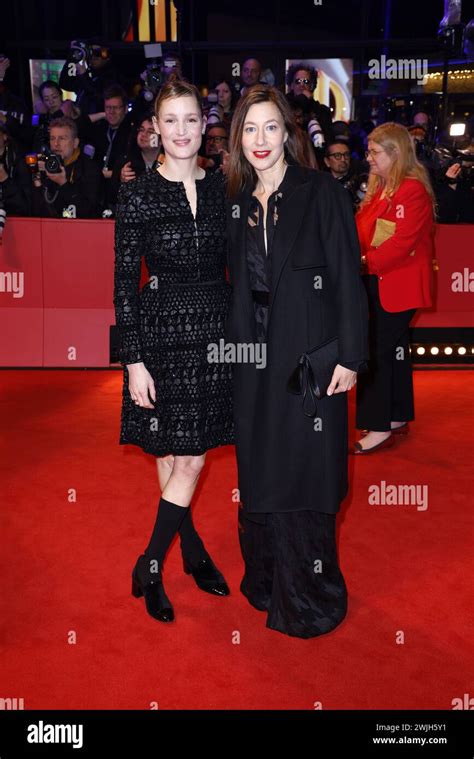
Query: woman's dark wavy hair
227 84 313 197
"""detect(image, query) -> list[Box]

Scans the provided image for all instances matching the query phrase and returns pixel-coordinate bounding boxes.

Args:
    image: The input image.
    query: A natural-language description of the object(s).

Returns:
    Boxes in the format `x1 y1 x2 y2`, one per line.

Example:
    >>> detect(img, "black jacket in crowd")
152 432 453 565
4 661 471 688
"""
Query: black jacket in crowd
31 151 103 218
0 142 30 215
58 60 121 115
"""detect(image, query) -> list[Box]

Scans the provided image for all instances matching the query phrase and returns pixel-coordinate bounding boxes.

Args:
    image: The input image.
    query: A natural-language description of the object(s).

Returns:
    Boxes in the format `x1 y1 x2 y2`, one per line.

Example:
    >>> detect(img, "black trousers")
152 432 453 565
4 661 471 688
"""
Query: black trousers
356 275 417 432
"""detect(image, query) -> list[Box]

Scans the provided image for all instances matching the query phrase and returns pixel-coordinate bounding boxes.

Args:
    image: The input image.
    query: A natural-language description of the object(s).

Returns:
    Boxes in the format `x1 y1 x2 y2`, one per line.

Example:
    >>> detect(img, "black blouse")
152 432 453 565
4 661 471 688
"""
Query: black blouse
245 167 294 342
245 164 362 372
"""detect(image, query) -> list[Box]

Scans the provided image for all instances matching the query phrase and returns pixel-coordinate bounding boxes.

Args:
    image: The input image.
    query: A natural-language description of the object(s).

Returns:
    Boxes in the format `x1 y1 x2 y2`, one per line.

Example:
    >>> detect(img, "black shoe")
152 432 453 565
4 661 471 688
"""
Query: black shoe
131 555 174 622
183 555 230 596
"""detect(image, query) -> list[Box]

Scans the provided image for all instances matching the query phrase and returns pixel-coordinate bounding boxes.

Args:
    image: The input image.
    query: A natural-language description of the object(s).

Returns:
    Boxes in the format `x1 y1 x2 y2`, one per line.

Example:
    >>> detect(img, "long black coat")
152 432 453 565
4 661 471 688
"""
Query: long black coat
226 165 368 515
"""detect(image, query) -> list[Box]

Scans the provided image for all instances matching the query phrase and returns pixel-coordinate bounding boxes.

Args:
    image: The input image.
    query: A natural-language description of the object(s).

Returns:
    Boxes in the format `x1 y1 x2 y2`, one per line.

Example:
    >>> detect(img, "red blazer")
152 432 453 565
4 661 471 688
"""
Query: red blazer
356 178 434 312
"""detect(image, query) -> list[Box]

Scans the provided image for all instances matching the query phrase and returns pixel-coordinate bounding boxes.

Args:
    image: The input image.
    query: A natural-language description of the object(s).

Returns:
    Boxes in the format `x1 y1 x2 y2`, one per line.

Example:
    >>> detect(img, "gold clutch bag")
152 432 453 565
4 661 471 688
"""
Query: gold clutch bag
371 218 396 248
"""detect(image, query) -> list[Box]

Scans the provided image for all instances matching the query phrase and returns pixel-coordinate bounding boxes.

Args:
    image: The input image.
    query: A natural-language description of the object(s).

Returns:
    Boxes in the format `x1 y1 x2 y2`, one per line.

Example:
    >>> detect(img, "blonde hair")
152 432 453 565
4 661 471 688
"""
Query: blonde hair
154 75 202 120
360 122 436 216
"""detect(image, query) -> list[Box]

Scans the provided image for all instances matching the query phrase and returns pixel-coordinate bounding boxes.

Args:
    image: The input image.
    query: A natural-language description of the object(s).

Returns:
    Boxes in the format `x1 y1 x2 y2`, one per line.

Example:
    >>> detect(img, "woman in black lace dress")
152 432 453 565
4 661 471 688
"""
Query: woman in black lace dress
113 78 233 623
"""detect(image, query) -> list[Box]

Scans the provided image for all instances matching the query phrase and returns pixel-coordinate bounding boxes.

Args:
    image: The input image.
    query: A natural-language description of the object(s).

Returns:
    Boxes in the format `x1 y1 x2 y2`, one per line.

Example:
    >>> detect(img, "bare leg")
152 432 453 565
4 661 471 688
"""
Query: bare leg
156 455 174 492
162 454 206 507
143 452 227 595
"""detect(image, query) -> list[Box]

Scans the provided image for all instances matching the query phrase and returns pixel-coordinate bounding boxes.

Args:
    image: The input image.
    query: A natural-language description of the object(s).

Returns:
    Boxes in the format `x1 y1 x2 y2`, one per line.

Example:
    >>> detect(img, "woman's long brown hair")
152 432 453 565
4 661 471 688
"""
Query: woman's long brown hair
227 85 314 198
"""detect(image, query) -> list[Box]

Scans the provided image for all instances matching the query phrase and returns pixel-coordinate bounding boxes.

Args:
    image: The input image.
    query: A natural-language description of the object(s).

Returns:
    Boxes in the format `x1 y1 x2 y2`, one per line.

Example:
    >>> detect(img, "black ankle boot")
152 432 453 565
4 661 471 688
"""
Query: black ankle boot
131 554 174 622
183 554 230 597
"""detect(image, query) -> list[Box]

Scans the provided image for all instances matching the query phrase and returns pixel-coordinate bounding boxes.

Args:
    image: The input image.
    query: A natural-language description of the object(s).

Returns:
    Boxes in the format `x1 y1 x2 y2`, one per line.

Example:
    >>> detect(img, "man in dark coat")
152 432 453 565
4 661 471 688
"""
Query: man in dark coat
77 84 133 210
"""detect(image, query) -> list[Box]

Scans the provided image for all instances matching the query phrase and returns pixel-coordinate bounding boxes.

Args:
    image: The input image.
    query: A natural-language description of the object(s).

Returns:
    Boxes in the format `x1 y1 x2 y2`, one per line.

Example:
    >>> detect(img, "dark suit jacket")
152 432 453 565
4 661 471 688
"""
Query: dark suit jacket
226 164 368 514
31 153 103 218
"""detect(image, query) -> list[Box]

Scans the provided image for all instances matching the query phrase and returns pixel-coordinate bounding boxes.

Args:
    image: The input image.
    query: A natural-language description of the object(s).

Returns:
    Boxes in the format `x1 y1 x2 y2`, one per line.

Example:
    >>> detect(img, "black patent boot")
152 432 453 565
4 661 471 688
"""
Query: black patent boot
183 554 230 597
131 554 174 622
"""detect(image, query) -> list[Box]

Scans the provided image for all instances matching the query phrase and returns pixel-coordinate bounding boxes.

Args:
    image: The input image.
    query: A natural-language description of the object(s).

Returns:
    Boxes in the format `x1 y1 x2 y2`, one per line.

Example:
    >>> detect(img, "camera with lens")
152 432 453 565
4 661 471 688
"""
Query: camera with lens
144 62 163 95
432 122 474 187
433 144 474 187
24 149 64 176
340 172 369 210
43 150 63 174
68 40 109 68
141 44 172 101
205 91 223 126
70 41 90 65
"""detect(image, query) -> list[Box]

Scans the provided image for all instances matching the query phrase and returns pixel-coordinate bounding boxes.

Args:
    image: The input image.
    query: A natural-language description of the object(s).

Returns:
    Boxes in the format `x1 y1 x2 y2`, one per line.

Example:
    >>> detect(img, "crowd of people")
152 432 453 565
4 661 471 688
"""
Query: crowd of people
0 48 472 230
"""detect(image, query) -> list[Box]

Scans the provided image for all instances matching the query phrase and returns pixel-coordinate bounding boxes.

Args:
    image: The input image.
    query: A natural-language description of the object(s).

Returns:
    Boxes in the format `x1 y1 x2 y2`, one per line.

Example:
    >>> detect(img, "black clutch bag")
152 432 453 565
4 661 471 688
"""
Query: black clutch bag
287 337 339 417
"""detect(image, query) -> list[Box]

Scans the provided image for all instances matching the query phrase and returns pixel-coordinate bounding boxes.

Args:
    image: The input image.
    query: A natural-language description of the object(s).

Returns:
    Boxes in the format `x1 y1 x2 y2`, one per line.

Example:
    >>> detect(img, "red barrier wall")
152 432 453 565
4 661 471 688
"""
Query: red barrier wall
0 218 472 367
412 224 474 328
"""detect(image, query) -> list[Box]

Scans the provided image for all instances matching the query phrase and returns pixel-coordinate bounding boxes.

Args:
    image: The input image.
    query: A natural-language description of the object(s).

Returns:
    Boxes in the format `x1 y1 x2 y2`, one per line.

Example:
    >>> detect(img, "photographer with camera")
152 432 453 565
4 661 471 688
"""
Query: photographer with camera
432 124 474 224
435 158 474 223
197 122 229 173
286 64 334 150
324 140 369 212
131 53 183 123
59 42 120 115
28 116 102 218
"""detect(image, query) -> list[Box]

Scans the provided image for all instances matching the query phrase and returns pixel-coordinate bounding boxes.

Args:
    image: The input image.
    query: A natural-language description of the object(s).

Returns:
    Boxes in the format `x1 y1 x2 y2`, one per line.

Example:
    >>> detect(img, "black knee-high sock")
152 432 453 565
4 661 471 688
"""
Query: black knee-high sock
178 507 207 564
143 497 188 568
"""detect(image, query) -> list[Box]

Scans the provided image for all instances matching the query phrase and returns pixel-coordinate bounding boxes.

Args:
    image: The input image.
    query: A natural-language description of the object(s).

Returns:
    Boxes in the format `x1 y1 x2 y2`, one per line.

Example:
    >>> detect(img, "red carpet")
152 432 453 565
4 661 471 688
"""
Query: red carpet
1 369 472 710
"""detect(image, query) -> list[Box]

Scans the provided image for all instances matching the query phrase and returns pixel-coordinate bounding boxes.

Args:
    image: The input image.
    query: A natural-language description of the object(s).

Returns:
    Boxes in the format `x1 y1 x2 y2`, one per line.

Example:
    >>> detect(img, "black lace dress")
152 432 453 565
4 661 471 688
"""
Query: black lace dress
113 169 234 457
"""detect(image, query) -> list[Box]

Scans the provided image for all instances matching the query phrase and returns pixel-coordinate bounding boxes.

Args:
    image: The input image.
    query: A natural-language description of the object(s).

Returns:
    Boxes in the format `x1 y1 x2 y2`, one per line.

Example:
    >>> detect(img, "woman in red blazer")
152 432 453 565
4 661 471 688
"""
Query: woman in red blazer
354 122 435 453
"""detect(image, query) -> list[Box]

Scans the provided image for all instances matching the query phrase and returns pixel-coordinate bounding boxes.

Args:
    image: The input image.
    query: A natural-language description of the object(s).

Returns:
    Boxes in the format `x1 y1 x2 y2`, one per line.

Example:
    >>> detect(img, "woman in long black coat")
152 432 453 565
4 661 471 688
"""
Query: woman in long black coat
226 86 368 638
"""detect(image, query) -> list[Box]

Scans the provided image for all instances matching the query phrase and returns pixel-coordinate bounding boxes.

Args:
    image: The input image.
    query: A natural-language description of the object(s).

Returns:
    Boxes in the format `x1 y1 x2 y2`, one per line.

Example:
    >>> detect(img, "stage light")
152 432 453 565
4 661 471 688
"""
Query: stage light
411 342 473 363
449 122 466 137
